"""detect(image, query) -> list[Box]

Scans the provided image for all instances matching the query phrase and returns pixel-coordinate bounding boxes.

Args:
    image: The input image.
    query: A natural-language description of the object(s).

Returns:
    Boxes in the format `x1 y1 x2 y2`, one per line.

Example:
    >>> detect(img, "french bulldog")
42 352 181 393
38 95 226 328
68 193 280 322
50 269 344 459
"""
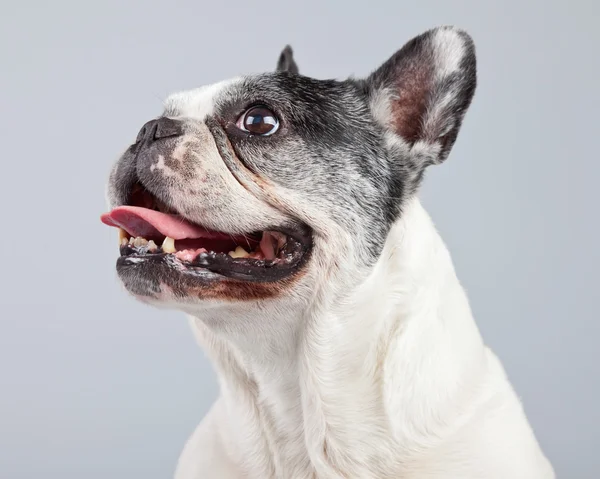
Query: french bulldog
102 26 555 479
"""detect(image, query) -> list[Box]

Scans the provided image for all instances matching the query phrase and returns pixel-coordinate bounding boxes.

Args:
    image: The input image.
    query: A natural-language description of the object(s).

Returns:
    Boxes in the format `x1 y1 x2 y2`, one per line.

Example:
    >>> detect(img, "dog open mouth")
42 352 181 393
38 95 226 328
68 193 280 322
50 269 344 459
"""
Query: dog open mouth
101 184 312 283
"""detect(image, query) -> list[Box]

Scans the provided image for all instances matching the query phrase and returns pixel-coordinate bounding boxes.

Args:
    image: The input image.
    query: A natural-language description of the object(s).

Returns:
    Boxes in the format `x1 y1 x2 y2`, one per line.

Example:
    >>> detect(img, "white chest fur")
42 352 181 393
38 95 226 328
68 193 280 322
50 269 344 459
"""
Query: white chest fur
175 199 554 479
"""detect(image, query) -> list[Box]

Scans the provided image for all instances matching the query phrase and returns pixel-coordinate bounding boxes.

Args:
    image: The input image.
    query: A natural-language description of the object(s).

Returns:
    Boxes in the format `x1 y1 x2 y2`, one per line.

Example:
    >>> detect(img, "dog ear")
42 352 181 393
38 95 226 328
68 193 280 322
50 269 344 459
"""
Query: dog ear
276 45 299 74
366 26 476 165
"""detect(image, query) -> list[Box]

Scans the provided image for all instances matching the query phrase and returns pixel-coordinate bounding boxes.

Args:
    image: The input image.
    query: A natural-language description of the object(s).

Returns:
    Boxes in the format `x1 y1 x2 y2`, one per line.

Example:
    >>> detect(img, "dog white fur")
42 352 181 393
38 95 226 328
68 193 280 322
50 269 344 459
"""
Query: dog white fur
173 197 554 478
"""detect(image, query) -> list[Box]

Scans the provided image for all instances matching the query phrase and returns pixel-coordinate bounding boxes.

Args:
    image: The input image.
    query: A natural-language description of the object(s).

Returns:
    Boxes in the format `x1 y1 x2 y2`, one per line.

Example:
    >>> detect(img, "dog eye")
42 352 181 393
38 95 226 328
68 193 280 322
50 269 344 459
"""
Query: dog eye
236 106 279 136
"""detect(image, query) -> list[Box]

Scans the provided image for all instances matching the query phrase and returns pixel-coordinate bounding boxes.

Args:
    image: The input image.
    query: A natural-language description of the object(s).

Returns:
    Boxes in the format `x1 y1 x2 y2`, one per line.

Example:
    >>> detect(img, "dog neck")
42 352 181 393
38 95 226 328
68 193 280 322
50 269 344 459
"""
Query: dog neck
187 197 488 476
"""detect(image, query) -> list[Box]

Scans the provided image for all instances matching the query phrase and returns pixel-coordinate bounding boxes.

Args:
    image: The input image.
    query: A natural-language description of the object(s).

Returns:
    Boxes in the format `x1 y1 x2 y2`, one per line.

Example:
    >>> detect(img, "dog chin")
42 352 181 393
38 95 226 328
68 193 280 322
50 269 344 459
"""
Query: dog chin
116 256 311 306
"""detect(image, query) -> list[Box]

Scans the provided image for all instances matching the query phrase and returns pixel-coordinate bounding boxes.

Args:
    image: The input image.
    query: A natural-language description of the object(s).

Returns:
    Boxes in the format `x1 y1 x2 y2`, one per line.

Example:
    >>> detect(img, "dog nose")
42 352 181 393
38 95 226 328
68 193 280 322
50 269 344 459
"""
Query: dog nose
136 117 184 143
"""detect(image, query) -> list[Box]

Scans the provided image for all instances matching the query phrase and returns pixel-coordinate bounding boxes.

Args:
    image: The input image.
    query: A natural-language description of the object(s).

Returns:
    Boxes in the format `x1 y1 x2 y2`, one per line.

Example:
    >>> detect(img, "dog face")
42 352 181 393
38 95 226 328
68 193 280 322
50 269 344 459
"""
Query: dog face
102 26 476 313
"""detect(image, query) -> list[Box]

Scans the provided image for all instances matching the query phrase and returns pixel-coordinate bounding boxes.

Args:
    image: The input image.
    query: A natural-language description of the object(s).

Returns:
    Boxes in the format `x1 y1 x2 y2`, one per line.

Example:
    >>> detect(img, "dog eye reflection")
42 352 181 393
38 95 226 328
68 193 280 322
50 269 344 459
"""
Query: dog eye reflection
236 105 279 136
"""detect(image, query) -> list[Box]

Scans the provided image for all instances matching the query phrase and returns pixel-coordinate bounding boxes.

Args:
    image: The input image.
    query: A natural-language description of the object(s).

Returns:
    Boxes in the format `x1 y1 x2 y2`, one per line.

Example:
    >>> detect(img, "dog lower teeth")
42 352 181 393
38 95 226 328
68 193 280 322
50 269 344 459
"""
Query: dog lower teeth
119 230 294 264
228 246 250 258
161 236 176 254
130 236 149 247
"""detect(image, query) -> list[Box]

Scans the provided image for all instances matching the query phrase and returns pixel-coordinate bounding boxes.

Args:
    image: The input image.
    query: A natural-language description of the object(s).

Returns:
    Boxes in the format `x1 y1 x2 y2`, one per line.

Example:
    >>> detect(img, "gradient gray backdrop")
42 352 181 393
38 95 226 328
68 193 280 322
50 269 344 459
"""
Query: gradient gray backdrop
1 1 598 478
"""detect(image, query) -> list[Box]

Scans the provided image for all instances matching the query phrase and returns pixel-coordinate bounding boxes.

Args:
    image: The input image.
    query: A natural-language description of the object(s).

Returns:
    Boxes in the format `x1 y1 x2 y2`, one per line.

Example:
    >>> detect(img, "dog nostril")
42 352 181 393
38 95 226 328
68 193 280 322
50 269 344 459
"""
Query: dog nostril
136 117 184 143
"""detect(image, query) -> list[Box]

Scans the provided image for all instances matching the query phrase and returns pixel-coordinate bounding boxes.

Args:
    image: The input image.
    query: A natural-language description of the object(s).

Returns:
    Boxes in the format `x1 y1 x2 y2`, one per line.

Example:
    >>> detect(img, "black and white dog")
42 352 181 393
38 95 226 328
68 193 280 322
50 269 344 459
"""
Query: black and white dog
102 26 555 478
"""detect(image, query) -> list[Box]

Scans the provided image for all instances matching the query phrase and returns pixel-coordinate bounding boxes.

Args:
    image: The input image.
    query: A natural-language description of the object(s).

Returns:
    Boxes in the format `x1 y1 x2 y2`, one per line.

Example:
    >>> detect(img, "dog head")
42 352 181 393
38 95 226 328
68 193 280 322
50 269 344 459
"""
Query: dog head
102 26 476 318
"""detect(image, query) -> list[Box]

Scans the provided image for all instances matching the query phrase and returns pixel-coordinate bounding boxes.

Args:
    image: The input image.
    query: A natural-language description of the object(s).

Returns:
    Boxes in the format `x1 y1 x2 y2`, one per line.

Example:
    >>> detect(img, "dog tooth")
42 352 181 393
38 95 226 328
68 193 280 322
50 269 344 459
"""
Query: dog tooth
118 228 128 245
228 246 250 258
162 236 176 254
129 237 135 245
147 240 158 252
133 237 149 247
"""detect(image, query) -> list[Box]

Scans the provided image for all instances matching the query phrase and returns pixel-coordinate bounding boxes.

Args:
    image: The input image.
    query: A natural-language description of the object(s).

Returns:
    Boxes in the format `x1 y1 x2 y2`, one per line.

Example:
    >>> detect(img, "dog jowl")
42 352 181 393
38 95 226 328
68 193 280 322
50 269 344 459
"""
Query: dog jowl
102 26 475 307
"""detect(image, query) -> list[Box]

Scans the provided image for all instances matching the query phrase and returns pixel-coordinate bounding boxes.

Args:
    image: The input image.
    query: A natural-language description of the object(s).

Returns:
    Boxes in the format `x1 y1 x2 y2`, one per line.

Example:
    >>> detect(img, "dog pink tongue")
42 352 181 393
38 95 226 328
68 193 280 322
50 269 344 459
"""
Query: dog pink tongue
101 206 220 240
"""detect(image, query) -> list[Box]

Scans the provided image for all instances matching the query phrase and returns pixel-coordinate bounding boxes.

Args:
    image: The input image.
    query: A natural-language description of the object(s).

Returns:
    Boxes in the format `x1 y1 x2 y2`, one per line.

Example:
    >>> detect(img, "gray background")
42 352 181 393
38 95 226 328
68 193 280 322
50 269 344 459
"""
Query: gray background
1 0 598 477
